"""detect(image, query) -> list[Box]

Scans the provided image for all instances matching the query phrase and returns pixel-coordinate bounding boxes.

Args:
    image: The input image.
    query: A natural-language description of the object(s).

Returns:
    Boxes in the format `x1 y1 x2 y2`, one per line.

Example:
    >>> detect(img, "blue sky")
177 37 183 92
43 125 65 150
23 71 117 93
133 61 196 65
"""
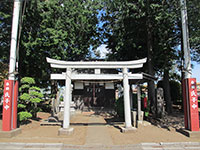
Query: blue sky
192 61 200 83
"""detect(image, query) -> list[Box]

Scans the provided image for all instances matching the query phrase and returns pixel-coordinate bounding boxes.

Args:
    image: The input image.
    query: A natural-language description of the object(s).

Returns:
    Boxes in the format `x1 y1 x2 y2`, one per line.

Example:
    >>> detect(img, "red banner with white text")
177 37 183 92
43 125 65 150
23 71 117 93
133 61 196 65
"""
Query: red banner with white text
2 80 14 131
183 78 199 131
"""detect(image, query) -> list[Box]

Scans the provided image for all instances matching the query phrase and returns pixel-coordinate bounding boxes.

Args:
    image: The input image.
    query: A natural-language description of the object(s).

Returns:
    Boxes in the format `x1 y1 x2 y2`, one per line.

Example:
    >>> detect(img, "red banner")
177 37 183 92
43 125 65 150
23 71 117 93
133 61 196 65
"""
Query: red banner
2 80 14 131
188 78 199 131
183 78 199 131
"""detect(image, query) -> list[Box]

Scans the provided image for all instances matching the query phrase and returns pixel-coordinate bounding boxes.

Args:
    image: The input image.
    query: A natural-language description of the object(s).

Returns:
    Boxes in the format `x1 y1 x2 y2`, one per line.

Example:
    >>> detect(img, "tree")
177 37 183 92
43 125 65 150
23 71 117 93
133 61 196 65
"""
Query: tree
146 0 156 115
0 2 13 63
101 0 180 115
18 77 43 121
187 0 200 61
101 0 147 61
151 0 180 114
0 0 102 87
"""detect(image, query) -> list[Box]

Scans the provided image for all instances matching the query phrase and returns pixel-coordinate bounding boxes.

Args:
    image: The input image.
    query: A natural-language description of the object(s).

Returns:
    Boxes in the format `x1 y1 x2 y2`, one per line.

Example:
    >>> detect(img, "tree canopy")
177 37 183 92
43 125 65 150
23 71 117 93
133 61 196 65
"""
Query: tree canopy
1 0 199 78
100 0 199 114
0 0 102 86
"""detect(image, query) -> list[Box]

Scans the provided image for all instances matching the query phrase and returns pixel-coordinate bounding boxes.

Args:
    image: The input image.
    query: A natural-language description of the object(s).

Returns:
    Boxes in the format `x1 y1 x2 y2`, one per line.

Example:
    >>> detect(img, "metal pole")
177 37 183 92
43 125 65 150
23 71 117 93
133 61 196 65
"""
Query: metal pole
9 0 22 80
180 0 200 131
180 0 191 79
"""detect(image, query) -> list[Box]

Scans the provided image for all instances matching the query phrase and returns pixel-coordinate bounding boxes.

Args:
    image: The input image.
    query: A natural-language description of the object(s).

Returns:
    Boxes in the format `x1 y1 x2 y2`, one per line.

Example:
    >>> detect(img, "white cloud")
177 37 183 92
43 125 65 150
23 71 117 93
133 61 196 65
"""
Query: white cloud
97 44 109 58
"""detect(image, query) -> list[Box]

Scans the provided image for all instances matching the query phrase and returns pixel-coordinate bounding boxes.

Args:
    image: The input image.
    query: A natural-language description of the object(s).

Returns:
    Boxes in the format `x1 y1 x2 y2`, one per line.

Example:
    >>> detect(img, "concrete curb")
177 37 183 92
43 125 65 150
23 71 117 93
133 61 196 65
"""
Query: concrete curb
1 142 200 150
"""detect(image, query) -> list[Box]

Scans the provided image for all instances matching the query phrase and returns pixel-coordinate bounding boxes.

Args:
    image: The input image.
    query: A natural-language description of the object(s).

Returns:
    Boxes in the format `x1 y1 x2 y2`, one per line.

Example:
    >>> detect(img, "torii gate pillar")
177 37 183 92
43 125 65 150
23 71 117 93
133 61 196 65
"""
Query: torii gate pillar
121 68 136 132
58 68 74 135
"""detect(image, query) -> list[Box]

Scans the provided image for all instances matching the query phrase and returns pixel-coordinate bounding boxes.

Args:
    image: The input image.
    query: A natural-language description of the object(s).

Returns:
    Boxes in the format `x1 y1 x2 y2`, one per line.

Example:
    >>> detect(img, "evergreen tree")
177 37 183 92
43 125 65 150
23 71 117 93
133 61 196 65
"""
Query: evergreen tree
0 0 102 87
18 77 43 121
0 2 13 62
101 0 180 115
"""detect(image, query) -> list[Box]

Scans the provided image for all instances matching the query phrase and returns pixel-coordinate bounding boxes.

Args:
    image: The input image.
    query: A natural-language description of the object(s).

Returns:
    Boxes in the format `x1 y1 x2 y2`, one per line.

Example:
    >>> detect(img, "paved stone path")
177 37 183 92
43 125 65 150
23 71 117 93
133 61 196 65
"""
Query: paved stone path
1 142 200 150
85 115 113 145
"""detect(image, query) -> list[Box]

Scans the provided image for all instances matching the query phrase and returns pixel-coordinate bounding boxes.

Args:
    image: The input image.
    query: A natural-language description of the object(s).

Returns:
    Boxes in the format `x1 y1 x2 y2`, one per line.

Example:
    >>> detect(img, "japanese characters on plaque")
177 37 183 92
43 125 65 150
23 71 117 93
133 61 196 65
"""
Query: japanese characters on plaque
190 80 197 110
4 81 11 111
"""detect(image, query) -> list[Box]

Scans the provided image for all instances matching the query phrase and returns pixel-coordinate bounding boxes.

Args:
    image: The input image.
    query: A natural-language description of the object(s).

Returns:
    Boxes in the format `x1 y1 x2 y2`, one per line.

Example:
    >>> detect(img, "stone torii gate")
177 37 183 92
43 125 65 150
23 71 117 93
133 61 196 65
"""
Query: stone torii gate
46 57 147 134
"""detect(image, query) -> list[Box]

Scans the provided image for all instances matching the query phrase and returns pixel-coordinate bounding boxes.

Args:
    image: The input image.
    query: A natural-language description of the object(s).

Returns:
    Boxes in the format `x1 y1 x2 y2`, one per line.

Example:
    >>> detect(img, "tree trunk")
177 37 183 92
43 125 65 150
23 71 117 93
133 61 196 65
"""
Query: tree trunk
148 81 156 115
147 0 156 116
163 69 172 114
33 102 37 119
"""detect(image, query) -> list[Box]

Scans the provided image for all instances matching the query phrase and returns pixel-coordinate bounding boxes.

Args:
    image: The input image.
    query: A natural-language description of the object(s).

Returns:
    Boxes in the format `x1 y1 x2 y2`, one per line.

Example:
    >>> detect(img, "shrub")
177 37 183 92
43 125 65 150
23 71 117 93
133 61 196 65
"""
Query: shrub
18 77 43 121
18 111 32 122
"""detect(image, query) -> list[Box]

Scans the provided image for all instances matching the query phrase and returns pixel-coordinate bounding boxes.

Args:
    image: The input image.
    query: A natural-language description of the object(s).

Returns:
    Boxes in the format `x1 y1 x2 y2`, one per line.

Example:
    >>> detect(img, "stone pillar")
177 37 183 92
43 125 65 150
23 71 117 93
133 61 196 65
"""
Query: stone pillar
123 68 132 128
63 68 71 129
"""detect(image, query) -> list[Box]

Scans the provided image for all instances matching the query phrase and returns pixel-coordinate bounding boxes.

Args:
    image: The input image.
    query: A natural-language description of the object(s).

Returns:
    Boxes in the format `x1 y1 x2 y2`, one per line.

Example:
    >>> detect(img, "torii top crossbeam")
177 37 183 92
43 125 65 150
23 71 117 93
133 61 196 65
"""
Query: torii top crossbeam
46 57 147 69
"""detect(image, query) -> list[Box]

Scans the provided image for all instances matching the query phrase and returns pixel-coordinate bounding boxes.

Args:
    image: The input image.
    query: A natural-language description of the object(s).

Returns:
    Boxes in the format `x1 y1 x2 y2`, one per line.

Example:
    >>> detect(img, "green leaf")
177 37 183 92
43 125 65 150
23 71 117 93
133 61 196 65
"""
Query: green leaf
20 93 31 101
21 77 35 85
18 104 26 108
30 97 42 103
30 86 41 91
19 84 30 91
18 111 32 121
29 91 43 98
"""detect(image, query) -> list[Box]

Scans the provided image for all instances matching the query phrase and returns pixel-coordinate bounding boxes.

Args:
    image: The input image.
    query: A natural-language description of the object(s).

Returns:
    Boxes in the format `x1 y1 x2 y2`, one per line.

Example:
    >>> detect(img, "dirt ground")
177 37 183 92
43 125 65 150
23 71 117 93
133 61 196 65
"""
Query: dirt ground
108 123 200 145
0 111 200 145
0 112 88 145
